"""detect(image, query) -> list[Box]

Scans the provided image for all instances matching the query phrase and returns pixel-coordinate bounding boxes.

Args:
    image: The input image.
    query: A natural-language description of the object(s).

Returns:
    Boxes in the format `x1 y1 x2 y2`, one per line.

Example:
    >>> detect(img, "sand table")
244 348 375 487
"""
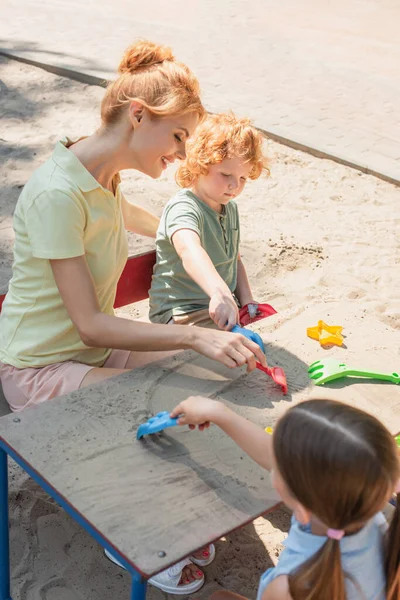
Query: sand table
0 57 399 599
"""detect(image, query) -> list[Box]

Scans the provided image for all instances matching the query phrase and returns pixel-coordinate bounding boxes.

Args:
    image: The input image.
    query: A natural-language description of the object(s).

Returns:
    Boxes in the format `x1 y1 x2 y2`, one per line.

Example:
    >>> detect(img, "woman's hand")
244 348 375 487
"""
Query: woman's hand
189 327 267 372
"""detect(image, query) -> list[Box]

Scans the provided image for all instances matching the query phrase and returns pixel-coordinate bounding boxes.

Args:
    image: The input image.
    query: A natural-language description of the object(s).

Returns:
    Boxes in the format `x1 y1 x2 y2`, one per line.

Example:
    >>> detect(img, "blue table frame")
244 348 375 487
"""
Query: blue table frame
0 445 147 600
0 353 280 600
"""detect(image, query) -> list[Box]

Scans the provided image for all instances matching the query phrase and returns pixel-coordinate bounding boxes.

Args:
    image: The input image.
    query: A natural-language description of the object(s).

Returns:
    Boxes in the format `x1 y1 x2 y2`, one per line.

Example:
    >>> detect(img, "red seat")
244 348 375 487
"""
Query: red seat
0 250 157 314
114 250 156 308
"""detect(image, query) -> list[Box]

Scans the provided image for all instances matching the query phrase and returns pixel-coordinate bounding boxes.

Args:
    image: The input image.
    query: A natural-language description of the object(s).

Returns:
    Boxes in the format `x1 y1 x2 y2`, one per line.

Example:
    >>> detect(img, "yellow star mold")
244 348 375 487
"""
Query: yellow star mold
307 320 344 347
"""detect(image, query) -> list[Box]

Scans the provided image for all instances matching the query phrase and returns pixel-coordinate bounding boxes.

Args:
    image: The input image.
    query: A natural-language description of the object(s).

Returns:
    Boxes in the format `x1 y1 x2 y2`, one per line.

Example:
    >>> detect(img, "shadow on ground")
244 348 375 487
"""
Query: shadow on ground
0 38 109 81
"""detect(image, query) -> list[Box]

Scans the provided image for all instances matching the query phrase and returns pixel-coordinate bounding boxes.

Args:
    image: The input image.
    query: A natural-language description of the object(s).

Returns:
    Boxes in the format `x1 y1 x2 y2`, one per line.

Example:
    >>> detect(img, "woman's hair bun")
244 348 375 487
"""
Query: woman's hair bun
118 40 175 74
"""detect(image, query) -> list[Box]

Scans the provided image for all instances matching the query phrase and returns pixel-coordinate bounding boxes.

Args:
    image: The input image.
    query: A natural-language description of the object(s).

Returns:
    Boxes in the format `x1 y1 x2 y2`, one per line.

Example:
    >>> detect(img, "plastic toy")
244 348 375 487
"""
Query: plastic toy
231 325 288 394
307 320 344 347
308 359 400 386
231 324 265 353
137 411 179 439
257 364 288 394
239 303 277 326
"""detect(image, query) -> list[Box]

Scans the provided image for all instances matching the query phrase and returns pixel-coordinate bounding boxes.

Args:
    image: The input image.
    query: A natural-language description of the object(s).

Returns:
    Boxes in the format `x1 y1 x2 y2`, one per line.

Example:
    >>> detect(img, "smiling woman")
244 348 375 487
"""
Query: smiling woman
0 38 269 594
0 38 269 401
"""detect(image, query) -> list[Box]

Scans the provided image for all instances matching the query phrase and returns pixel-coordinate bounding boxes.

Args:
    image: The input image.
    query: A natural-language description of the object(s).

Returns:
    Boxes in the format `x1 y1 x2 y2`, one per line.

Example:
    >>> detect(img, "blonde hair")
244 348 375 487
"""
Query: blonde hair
176 112 269 187
101 40 205 125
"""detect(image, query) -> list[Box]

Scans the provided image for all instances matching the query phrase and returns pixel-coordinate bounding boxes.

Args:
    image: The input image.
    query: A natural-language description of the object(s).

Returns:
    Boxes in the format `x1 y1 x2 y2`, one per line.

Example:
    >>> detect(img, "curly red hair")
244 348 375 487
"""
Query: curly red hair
176 112 269 187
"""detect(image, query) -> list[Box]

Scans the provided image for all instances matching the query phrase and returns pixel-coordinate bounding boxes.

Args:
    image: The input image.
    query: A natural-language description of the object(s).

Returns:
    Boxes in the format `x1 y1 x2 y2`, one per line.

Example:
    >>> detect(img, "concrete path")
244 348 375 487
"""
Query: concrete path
1 0 399 184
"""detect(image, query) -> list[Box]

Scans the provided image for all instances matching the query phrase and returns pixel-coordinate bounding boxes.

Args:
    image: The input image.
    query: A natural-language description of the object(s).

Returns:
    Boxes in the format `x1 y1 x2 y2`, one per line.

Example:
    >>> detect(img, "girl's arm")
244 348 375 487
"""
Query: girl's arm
172 229 239 330
50 256 267 371
121 197 160 238
170 397 273 471
235 253 256 307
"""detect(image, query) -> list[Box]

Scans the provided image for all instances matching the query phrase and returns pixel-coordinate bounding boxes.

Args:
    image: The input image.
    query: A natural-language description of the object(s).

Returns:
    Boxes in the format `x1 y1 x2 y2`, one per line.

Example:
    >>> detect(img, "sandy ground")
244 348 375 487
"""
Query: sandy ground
2 0 400 182
1 56 400 599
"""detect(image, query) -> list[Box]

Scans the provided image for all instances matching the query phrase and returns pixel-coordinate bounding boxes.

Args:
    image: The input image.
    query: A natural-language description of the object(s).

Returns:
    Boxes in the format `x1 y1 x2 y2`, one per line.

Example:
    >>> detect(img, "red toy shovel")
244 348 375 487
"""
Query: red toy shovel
257 363 288 395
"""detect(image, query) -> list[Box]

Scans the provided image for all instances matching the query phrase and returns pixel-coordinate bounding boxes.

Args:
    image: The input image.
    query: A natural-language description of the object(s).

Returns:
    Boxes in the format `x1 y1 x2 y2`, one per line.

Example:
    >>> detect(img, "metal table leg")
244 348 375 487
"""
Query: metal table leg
1 443 147 600
0 448 11 600
130 569 147 600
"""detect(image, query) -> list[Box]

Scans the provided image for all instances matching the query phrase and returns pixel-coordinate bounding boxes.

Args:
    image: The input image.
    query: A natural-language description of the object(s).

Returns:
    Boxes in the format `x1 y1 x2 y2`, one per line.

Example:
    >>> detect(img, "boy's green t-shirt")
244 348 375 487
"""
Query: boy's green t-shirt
149 189 240 324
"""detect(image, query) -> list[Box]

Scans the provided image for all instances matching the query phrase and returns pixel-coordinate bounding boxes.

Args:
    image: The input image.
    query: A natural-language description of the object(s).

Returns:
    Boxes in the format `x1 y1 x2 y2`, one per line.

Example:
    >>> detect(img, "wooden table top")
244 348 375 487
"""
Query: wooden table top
0 301 398 577
0 353 279 577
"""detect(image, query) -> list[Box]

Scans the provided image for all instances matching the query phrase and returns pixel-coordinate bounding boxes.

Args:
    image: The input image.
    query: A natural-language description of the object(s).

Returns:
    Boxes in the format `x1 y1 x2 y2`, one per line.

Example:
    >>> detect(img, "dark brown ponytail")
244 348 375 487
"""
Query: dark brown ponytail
273 399 400 600
386 493 400 600
288 539 346 600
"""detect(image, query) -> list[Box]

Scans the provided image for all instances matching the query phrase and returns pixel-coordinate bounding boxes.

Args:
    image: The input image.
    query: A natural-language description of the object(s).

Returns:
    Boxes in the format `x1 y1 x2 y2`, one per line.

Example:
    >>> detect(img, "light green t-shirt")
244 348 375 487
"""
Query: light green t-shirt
0 138 128 368
149 189 240 324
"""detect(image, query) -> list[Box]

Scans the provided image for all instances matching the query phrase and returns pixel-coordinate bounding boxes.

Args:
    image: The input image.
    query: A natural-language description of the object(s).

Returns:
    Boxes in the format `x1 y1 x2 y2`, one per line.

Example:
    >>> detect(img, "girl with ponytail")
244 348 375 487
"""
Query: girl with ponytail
170 396 400 600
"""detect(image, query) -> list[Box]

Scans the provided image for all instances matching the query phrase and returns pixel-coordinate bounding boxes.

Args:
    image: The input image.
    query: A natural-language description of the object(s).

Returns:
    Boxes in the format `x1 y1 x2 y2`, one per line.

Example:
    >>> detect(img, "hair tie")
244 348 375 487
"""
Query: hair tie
327 528 345 541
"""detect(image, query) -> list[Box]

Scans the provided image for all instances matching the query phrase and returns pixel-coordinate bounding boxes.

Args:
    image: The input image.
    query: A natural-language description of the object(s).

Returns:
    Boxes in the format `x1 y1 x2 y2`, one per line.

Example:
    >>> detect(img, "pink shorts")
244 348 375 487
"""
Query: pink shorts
0 349 131 413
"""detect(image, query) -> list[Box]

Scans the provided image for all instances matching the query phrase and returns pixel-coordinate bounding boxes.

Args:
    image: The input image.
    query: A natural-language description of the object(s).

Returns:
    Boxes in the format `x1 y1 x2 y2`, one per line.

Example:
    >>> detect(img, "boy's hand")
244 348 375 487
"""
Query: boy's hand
209 291 239 330
170 397 224 430
247 302 259 319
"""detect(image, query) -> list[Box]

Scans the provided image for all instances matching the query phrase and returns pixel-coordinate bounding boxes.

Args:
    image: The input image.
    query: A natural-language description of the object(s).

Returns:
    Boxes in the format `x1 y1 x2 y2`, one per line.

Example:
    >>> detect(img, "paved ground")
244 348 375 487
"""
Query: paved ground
1 0 399 183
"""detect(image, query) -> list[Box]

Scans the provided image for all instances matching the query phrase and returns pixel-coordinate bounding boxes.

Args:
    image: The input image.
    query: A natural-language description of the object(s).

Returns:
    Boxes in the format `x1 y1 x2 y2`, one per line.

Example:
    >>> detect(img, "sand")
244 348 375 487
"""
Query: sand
1 55 399 599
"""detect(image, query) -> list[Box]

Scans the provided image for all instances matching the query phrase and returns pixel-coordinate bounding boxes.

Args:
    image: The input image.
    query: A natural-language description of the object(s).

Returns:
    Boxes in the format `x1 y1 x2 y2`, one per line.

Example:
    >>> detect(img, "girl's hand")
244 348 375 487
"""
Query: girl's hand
209 291 240 330
172 396 273 471
171 397 224 430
